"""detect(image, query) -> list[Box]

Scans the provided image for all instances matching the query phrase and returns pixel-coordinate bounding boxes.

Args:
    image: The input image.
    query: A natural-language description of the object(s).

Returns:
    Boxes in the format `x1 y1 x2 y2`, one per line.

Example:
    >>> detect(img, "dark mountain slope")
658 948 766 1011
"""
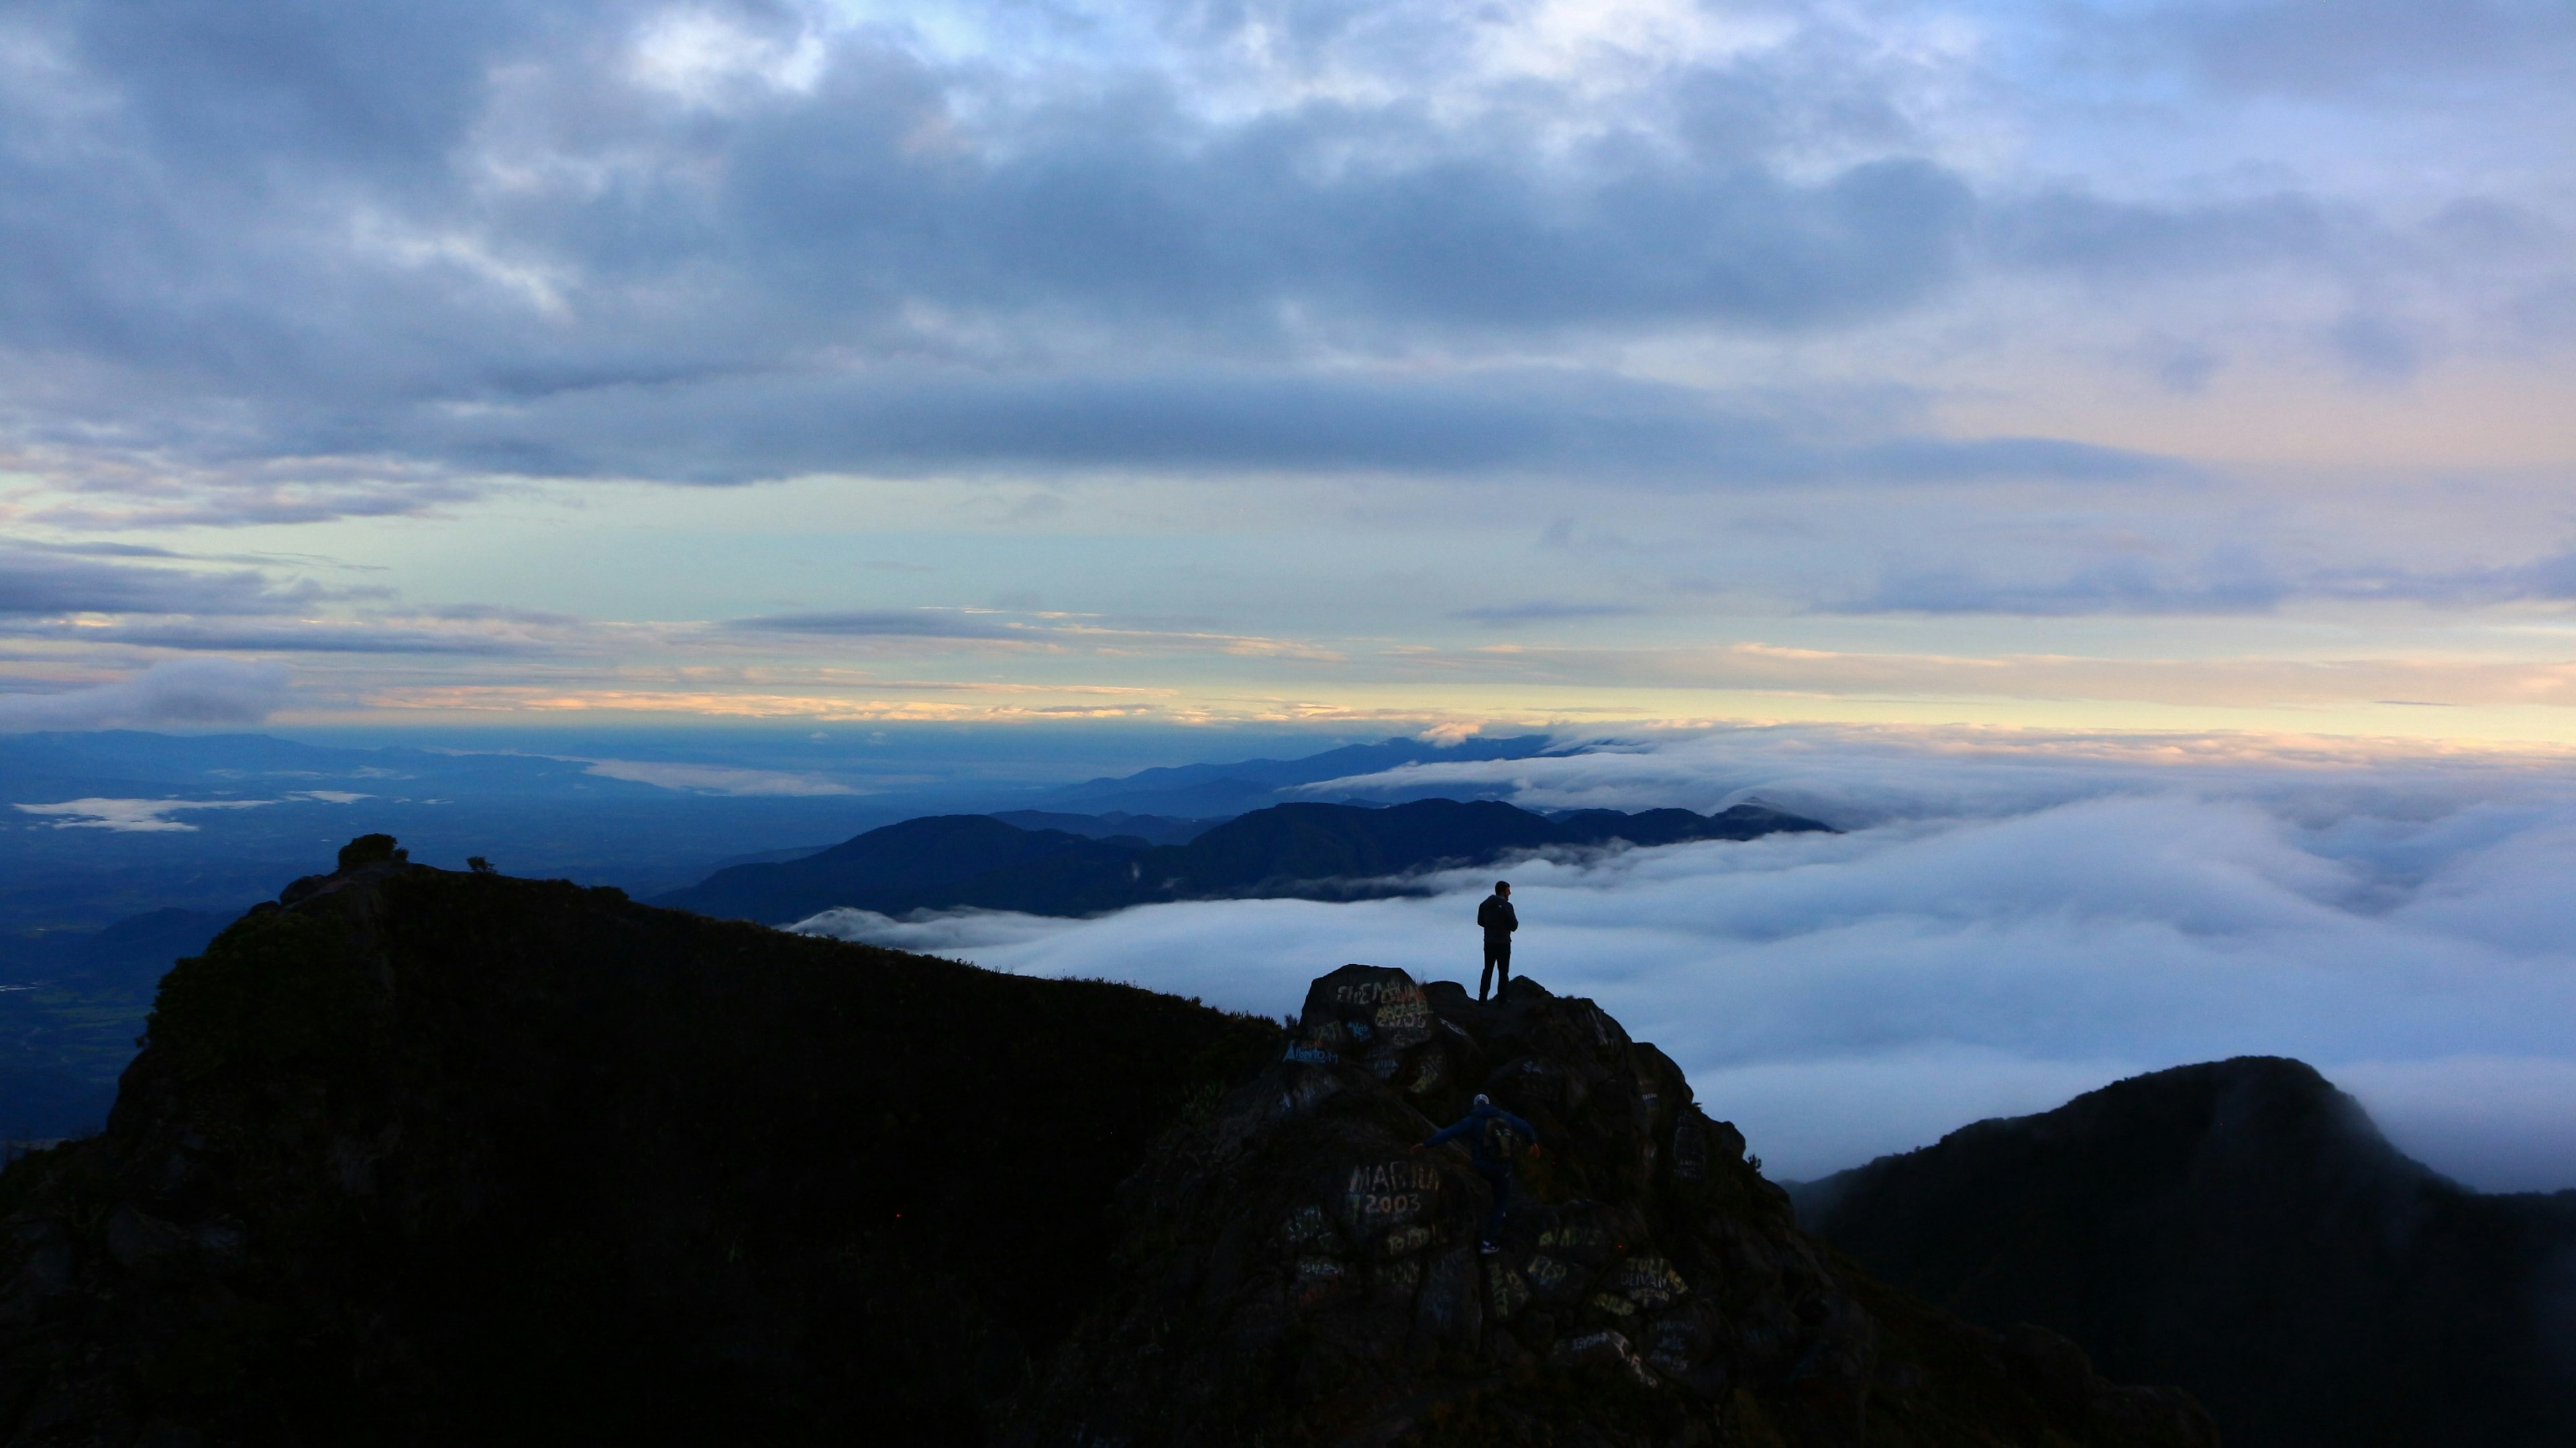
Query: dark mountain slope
653 813 1144 923
1792 1057 2576 1448
661 797 1835 925
985 810 1221 845
0 849 1279 1445
1553 803 1823 847
1034 734 1562 817
1175 798 1566 889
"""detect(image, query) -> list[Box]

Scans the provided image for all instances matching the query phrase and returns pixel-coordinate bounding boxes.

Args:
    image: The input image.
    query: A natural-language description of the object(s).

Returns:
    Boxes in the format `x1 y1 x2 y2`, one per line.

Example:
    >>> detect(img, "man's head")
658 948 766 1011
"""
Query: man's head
1494 880 1511 897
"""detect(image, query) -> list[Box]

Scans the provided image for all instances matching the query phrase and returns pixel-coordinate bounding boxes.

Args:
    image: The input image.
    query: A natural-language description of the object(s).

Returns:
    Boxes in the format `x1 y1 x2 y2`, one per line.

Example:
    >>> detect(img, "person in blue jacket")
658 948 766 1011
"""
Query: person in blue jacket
1413 1094 1541 1253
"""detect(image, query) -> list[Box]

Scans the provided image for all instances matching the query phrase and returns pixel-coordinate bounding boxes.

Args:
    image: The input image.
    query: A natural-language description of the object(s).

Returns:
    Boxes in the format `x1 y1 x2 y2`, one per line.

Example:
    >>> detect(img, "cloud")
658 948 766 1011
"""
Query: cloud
0 548 305 617
796 726 2576 1192
0 657 291 731
1313 637 2576 711
1990 189 2347 282
11 621 545 654
376 366 2185 488
0 548 566 652
1450 601 1644 626
789 907 1073 954
1837 554 2291 616
11 796 275 832
578 758 857 795
2155 0 2576 99
0 0 2544 513
725 609 1023 639
1832 544 2576 617
10 786 368 831
0 0 1993 500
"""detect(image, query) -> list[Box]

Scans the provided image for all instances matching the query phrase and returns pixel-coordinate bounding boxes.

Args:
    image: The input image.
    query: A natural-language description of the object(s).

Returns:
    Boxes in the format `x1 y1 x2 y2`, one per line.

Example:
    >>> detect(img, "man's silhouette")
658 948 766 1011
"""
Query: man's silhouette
1476 880 1517 1002
1415 1093 1540 1252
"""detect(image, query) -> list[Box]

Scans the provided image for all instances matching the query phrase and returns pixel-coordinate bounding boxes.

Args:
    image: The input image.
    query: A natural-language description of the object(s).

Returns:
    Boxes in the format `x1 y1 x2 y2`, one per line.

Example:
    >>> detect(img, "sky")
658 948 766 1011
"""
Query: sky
0 0 2572 737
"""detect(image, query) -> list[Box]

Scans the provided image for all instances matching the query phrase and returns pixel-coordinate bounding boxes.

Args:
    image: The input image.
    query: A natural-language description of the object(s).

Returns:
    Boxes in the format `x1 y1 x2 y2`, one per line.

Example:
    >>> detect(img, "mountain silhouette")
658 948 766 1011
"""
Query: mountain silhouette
1025 733 1564 817
1791 1057 2576 1447
984 809 1223 845
655 798 1835 925
0 843 2210 1446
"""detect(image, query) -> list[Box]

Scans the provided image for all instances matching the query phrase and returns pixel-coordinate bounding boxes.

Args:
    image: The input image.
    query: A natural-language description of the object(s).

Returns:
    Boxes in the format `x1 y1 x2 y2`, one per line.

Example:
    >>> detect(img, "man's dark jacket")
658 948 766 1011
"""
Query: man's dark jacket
1477 894 1518 940
1425 1102 1539 1165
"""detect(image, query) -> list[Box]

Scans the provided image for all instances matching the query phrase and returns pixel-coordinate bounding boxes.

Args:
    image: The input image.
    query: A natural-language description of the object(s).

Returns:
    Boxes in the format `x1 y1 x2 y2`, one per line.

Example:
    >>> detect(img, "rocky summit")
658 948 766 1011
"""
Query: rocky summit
0 844 2215 1447
1018 964 2218 1448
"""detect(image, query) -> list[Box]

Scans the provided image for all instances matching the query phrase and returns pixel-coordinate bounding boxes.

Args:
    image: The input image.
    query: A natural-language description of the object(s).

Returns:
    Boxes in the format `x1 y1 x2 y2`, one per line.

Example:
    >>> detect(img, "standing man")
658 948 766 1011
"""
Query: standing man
1476 880 1517 1002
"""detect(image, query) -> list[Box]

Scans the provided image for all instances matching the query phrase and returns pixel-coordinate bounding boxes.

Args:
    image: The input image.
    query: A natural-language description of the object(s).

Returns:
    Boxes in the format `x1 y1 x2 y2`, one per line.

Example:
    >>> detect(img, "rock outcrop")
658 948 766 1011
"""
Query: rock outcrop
1792 1058 2576 1448
1016 964 2218 1447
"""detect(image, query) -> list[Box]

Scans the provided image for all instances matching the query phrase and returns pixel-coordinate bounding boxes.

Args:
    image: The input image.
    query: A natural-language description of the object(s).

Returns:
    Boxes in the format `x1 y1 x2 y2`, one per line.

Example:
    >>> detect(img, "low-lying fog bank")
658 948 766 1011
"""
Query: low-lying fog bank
797 725 2576 1192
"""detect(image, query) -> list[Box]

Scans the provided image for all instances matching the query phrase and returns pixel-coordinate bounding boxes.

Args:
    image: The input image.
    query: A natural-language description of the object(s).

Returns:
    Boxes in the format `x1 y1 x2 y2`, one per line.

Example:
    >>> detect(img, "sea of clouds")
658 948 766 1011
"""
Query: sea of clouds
794 726 2576 1194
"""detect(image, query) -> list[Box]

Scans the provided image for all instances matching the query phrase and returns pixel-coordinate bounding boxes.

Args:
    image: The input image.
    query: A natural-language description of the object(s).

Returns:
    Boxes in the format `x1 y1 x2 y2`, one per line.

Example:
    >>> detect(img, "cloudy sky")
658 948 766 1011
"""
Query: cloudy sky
1 0 2571 736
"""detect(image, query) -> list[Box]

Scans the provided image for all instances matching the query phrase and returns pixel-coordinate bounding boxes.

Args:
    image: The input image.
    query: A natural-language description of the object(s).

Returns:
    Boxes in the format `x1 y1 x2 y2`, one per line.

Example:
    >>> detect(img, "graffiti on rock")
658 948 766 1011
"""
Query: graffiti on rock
1292 1256 1348 1310
1672 1120 1708 1183
1342 1159 1439 1227
1607 1255 1689 1309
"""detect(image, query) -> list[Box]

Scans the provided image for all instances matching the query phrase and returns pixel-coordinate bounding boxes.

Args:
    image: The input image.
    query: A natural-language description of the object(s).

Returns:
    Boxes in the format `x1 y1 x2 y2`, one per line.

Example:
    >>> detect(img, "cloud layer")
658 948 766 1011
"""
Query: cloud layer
0 657 290 731
796 727 2576 1192
0 0 2564 522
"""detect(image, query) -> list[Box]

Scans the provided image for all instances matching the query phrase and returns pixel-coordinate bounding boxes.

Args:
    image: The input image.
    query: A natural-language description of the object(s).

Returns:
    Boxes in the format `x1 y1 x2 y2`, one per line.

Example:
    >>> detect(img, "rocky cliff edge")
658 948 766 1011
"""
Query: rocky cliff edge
1016 964 2221 1448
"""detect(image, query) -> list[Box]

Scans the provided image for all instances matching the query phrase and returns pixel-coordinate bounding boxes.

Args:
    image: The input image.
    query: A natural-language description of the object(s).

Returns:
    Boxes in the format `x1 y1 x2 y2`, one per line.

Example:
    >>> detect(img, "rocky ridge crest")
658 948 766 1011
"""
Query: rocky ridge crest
1018 964 2220 1447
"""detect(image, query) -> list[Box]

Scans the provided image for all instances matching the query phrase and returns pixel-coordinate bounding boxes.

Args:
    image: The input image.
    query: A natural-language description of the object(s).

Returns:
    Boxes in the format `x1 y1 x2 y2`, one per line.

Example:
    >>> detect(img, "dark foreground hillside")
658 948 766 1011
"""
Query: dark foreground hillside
0 848 1279 1445
1792 1059 2576 1448
1 841 2205 1447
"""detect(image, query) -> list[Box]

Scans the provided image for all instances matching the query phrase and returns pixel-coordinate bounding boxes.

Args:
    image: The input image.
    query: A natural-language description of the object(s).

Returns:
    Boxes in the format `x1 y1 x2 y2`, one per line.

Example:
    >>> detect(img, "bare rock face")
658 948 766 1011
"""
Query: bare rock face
1014 966 2220 1448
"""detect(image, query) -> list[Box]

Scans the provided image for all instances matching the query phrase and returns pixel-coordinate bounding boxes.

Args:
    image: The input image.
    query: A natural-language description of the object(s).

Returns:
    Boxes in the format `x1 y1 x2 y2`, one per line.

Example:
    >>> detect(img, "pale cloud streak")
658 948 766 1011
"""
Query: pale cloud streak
0 656 290 731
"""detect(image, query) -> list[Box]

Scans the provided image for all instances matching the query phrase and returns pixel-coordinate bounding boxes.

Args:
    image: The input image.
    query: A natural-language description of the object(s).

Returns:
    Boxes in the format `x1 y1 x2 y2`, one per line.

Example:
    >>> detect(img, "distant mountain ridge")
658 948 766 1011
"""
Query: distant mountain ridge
1024 733 1564 817
984 809 1224 845
1792 1057 2576 1447
0 730 1578 933
655 797 1833 925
